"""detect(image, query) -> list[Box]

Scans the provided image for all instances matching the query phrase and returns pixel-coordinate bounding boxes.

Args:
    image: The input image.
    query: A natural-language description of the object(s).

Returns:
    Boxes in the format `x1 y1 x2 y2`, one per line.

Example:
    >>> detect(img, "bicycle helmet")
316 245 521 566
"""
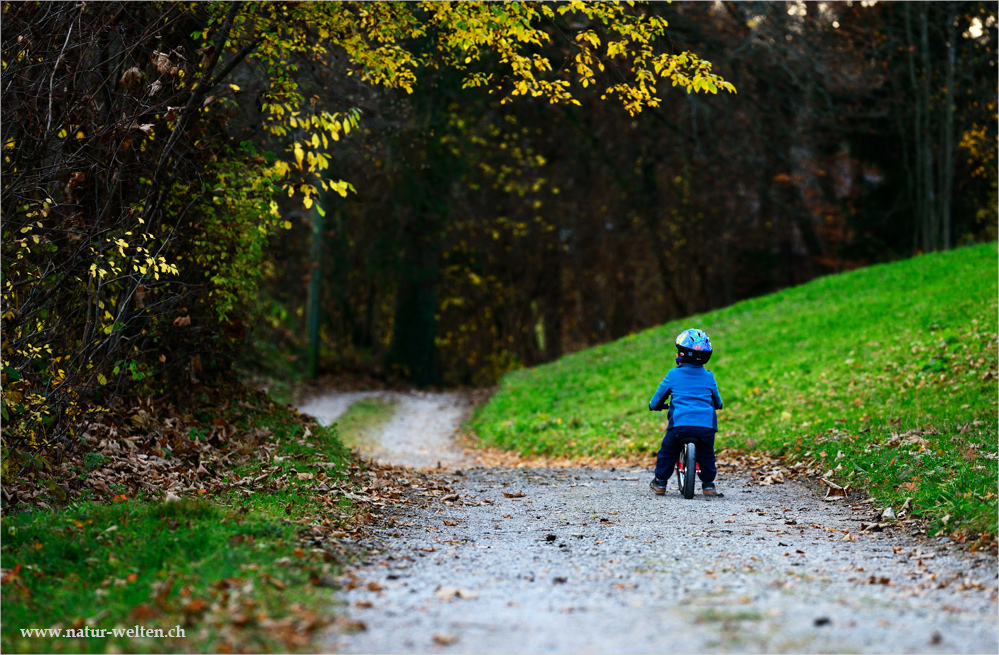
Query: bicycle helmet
675 328 712 364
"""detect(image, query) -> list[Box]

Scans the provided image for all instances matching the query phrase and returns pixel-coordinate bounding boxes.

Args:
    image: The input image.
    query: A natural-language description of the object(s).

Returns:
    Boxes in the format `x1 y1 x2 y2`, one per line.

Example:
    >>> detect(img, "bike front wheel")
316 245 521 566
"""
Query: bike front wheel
680 442 696 499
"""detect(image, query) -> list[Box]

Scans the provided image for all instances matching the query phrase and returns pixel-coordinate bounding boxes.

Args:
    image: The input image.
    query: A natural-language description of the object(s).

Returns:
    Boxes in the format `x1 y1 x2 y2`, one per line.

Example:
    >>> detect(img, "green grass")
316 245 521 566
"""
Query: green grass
334 397 398 450
1 398 356 654
470 243 999 539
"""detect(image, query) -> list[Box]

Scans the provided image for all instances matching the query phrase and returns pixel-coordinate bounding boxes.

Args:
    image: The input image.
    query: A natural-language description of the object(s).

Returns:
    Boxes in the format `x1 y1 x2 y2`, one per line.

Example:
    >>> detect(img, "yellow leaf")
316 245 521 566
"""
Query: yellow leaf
311 133 320 148
282 220 292 230
229 84 240 91
293 143 304 170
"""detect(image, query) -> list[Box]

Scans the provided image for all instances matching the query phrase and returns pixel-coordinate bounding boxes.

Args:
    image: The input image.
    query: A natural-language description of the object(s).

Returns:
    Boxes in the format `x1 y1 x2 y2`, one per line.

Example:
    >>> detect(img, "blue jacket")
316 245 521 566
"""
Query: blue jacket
649 363 723 431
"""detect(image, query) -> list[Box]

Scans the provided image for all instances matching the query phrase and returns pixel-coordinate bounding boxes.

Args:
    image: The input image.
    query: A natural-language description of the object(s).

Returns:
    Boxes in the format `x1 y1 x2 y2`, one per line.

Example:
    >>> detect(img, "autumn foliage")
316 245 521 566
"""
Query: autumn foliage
1 1 734 480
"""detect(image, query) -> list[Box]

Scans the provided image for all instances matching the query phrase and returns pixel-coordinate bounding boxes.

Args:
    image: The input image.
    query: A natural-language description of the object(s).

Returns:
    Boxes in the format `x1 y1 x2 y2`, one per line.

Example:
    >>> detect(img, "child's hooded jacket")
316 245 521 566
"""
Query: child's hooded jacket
649 363 723 430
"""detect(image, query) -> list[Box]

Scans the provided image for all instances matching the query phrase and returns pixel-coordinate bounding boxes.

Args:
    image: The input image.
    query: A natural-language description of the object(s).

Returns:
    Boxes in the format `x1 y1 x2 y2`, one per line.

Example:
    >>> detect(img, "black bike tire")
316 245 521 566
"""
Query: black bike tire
682 443 697 499
675 450 686 495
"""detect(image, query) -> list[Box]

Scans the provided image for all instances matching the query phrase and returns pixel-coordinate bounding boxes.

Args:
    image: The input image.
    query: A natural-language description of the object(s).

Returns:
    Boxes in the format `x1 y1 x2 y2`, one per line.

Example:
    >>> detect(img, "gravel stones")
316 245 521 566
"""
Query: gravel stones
304 391 998 654
328 466 997 654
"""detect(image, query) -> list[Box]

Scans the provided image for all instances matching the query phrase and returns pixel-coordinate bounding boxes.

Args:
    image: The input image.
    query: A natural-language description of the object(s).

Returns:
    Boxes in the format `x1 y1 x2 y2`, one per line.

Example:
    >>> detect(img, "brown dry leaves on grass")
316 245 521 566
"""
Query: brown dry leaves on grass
3 392 288 509
111 573 330 653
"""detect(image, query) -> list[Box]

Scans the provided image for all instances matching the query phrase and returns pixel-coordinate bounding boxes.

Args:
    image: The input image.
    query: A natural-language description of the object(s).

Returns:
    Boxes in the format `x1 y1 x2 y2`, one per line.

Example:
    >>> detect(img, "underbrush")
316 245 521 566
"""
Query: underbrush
470 243 999 542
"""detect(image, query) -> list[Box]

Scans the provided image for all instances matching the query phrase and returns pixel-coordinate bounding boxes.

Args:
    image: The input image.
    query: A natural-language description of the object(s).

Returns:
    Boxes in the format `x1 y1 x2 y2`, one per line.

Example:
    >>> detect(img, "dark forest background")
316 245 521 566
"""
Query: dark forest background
256 1 997 386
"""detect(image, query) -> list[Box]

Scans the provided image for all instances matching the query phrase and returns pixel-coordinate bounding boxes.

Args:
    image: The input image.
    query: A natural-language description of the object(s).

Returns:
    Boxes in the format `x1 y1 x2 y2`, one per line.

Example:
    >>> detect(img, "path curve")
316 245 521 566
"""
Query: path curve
298 390 473 469
300 391 998 654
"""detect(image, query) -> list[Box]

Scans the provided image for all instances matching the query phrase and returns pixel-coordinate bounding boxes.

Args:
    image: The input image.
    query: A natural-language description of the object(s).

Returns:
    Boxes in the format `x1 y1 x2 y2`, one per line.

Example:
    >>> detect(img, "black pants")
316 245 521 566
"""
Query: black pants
654 426 717 485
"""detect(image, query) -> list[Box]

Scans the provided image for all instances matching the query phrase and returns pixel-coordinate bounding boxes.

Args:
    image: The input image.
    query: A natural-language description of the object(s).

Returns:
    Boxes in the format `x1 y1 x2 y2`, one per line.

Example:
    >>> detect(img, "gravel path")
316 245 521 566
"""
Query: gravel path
302 391 999 654
299 391 473 470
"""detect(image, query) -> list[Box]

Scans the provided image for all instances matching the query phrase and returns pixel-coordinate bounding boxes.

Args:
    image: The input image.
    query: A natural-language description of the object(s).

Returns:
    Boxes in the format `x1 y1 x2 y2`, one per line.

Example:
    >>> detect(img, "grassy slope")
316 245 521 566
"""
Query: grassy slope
470 243 998 537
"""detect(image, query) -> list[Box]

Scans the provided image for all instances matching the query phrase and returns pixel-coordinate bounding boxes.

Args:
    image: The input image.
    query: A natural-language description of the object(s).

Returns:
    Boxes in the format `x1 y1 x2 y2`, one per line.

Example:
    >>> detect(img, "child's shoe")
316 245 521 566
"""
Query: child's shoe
702 483 722 497
649 478 668 495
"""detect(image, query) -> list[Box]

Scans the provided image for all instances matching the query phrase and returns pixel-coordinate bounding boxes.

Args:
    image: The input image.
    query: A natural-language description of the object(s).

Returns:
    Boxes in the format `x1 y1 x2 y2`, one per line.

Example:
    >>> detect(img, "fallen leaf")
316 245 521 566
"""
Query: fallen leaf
434 586 479 601
150 575 174 607
129 603 158 621
433 633 458 645
502 491 526 498
336 618 367 633
820 478 850 500
183 598 207 615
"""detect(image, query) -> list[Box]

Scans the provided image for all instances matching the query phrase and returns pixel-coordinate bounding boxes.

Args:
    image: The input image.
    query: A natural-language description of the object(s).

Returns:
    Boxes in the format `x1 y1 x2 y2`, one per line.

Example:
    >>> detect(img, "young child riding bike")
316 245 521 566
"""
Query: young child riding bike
648 328 724 496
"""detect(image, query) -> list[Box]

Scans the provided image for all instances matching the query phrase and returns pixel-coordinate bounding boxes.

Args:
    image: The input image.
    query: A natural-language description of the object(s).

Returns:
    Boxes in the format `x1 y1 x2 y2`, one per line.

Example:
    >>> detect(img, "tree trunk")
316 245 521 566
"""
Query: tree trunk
640 161 691 318
383 122 453 385
939 3 957 250
306 203 325 379
904 3 935 253
541 243 563 360
385 235 440 385
919 4 937 251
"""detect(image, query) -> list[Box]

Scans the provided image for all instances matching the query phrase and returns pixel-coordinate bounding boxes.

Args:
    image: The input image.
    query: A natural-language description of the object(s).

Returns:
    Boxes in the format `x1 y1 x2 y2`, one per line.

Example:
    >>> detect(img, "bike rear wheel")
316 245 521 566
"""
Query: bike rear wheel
680 442 696 499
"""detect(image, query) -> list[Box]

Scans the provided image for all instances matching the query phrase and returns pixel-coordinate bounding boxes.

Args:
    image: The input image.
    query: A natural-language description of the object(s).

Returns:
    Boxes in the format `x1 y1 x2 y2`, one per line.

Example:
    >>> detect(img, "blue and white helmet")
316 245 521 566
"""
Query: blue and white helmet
675 328 712 364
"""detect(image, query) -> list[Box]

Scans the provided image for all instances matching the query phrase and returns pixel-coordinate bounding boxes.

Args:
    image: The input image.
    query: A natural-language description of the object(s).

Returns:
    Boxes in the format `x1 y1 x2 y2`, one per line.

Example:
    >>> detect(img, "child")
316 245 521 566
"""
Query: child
648 328 724 496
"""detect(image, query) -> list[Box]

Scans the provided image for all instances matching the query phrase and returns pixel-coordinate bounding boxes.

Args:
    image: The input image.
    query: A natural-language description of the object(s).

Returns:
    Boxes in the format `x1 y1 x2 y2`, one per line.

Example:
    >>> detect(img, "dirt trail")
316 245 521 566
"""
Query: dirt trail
301 391 998 654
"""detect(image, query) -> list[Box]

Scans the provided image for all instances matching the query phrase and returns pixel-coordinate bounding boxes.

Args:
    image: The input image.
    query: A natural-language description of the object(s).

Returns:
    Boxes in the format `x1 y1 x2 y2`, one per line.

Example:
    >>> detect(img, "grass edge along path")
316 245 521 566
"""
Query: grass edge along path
334 397 400 453
469 243 998 546
1 394 383 654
